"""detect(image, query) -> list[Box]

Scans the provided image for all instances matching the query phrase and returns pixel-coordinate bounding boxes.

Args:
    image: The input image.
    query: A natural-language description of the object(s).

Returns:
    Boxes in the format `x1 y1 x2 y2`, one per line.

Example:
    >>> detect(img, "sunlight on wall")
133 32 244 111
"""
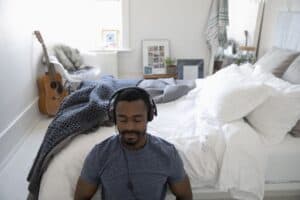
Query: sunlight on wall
26 0 121 50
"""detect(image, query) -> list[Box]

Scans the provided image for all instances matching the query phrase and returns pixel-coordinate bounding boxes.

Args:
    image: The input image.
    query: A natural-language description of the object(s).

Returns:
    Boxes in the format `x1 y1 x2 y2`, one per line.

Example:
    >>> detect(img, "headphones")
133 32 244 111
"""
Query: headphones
108 87 157 123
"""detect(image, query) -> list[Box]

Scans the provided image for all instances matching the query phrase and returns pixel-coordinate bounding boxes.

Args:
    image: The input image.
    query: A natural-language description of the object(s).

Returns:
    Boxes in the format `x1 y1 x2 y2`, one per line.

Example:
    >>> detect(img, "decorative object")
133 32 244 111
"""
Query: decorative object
142 39 170 74
165 57 177 74
177 59 204 79
236 45 256 64
102 29 119 49
144 66 152 75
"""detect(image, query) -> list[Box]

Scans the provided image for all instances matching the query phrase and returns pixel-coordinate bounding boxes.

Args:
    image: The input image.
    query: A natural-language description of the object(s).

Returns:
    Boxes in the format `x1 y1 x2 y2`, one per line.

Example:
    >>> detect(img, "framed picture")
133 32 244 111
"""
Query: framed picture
177 59 204 80
102 29 119 49
142 39 170 74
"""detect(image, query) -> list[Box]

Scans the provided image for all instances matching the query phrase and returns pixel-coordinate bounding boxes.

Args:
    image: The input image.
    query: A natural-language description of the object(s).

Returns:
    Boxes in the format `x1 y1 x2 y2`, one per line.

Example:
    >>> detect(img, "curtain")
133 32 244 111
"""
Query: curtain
206 0 229 75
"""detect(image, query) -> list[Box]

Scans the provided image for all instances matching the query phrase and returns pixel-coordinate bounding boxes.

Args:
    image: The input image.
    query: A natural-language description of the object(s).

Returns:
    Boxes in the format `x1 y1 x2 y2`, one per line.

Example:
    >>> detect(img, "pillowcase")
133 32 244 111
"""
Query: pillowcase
246 74 300 144
282 55 300 84
254 47 299 77
196 66 273 123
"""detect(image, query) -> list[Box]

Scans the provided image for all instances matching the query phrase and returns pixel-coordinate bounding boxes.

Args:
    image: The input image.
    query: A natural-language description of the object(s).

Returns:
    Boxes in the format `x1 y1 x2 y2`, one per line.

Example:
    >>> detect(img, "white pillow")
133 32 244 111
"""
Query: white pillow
246 74 300 144
254 47 299 77
196 66 273 123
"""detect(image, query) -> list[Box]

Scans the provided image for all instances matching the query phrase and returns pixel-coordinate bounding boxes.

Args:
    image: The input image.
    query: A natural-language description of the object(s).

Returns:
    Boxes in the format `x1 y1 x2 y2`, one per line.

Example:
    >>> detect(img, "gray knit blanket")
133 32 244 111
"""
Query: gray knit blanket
27 75 141 200
138 78 195 103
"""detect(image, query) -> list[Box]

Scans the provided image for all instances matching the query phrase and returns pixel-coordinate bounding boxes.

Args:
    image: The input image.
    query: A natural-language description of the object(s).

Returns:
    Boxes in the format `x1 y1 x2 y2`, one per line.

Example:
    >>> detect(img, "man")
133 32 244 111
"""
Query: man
74 87 193 200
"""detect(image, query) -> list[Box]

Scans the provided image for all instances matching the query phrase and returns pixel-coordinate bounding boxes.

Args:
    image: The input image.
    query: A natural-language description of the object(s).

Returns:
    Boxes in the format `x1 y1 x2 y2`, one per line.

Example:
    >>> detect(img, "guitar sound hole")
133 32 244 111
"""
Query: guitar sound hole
50 81 57 89
57 84 63 94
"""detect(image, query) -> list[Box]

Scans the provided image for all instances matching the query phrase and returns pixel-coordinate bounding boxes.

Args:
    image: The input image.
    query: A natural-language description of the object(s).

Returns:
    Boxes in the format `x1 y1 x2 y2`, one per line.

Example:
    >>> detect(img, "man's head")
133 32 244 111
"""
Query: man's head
108 87 157 149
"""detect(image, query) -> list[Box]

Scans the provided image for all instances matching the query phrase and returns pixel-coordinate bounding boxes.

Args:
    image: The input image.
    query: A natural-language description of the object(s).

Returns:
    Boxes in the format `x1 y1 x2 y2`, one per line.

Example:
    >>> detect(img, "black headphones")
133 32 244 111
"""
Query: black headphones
108 87 157 123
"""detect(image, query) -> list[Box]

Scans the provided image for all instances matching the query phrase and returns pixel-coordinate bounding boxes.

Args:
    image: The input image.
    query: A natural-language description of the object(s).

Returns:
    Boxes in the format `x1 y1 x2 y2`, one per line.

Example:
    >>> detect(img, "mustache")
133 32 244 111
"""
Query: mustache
120 130 142 135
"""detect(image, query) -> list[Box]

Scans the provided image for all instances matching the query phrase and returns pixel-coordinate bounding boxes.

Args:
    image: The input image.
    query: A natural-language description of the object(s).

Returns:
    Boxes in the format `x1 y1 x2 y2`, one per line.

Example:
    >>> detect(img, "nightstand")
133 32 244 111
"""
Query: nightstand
143 73 177 79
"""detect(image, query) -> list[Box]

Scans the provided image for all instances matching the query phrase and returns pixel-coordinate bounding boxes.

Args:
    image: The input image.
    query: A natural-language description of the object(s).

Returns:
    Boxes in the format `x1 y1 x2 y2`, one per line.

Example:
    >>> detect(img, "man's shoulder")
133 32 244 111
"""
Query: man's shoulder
148 134 176 152
93 135 119 154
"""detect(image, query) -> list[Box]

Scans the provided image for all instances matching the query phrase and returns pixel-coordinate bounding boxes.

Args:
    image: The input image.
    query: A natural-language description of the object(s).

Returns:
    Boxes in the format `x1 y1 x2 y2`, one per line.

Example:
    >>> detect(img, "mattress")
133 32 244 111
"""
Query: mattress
265 134 300 183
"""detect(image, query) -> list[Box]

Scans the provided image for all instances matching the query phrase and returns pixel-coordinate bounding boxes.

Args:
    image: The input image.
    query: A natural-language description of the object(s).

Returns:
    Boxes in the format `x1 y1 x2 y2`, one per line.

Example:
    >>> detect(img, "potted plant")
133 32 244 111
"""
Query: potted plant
165 57 177 74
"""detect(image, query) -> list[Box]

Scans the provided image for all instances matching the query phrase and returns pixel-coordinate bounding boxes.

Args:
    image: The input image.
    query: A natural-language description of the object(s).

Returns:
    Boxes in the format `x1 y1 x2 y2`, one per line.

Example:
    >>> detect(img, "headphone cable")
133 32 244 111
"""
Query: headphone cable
121 143 138 200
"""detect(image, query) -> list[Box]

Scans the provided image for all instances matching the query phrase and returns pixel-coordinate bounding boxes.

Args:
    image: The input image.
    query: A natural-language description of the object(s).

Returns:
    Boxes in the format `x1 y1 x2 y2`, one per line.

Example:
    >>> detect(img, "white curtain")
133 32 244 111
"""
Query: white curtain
206 0 229 76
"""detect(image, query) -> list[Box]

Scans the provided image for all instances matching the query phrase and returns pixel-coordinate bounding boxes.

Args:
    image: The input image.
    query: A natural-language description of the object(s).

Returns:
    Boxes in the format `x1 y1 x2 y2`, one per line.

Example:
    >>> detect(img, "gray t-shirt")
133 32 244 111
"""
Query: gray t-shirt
80 134 186 200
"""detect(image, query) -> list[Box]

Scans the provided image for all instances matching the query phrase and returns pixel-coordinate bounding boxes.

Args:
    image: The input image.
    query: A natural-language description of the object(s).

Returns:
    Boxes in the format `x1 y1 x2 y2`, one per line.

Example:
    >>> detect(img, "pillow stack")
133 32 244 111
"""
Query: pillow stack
282 56 300 137
197 59 300 144
196 65 273 124
254 47 300 139
246 73 300 144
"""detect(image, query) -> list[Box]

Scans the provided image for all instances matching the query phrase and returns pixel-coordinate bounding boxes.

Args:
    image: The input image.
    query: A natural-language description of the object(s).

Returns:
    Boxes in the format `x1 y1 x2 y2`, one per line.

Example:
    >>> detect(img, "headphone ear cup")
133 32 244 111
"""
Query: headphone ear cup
108 105 115 123
147 99 157 122
108 95 117 124
148 109 153 122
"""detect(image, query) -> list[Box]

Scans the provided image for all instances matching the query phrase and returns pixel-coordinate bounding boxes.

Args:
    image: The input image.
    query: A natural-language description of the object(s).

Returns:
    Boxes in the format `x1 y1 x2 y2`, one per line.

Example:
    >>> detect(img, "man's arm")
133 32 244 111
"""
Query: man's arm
74 177 98 200
169 175 193 200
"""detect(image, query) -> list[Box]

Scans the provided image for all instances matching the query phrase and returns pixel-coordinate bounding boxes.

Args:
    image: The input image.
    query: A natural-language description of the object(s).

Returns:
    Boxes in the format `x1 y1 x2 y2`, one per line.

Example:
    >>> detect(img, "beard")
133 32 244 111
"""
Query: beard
118 129 146 146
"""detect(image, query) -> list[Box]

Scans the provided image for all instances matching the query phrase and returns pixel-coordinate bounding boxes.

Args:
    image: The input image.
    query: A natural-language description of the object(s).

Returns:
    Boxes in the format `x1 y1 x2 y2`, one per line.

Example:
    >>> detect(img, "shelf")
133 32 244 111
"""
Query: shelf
143 73 177 79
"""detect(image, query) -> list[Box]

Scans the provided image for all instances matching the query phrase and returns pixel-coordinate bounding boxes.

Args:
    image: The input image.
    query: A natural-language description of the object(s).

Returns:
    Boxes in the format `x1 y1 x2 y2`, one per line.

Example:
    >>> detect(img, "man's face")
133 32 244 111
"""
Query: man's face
115 99 148 149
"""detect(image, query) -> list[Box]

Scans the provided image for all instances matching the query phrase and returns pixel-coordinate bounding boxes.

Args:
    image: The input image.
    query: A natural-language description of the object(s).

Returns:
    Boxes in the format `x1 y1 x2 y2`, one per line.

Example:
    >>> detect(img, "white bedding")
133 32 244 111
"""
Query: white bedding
265 134 300 183
39 64 299 200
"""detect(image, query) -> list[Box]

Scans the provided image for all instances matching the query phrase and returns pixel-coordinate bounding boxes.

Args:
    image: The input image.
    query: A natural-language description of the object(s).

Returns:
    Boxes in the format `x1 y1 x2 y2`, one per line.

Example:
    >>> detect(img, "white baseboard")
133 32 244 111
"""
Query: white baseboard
0 98 41 170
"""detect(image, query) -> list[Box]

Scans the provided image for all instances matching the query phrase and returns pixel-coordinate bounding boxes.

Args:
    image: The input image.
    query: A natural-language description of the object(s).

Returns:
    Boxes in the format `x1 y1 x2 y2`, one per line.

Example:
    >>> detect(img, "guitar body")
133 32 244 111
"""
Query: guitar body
37 73 68 116
34 30 68 116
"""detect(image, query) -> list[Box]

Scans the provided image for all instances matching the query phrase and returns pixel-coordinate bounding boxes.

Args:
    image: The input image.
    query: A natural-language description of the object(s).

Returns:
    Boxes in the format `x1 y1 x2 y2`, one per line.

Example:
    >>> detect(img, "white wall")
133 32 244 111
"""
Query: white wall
0 0 39 133
0 0 98 134
118 0 211 78
258 0 300 57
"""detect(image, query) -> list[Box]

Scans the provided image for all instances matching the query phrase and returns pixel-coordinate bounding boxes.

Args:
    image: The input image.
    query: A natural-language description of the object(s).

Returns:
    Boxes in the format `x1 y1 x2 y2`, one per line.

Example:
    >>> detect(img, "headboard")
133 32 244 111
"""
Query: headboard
274 12 300 51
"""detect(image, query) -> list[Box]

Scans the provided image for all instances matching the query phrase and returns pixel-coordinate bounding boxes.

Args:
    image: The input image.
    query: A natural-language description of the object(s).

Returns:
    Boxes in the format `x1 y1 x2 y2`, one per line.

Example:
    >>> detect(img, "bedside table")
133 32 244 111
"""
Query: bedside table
143 73 177 79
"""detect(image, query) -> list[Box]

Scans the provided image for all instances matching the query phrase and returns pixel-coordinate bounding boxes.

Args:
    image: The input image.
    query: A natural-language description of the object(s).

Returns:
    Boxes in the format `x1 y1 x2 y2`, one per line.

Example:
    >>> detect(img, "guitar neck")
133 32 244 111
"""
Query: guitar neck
41 43 56 78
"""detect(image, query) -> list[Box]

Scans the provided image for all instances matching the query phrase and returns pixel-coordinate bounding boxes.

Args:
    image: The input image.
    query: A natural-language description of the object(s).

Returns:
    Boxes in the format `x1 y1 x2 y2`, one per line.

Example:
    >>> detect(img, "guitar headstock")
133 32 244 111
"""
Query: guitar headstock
34 30 44 44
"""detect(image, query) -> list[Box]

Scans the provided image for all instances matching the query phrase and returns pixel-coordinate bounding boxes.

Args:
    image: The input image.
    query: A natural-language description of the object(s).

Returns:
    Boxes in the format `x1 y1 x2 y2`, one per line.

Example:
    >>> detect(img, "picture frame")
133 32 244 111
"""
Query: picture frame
102 29 119 49
142 39 170 74
176 59 204 80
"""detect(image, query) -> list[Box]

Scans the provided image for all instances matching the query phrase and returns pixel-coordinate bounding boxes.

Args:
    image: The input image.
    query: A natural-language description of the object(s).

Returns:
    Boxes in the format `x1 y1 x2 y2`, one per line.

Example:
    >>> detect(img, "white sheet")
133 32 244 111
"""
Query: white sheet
265 134 300 183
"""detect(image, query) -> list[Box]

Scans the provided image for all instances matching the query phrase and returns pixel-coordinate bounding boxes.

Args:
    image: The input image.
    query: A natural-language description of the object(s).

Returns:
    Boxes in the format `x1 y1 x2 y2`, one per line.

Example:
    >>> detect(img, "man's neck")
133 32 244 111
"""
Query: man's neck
121 135 147 151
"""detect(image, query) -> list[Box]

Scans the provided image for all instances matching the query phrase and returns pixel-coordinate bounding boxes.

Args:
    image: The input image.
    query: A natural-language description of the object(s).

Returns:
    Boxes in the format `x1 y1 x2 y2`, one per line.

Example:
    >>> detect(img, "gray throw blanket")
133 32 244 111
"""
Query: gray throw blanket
27 75 141 200
138 78 195 103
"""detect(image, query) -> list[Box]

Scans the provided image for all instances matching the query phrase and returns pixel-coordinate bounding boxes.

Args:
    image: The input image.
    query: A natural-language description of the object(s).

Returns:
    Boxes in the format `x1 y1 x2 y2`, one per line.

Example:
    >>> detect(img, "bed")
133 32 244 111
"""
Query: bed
29 12 300 200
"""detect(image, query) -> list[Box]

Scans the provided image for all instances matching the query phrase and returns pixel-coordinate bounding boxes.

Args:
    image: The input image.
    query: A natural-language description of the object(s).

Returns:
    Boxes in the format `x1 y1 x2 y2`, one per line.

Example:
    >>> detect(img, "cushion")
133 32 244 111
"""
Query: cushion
54 47 75 71
289 121 300 137
54 45 83 71
254 47 299 77
196 65 273 123
282 55 300 84
246 74 300 144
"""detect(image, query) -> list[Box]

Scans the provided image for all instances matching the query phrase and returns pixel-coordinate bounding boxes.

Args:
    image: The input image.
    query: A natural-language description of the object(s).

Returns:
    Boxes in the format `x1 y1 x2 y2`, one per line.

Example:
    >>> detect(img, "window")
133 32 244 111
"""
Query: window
227 0 261 46
94 0 129 50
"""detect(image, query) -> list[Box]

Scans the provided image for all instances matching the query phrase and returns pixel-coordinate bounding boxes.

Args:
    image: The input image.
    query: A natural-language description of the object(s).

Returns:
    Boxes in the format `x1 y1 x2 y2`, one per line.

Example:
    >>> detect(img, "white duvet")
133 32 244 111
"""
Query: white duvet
39 64 298 200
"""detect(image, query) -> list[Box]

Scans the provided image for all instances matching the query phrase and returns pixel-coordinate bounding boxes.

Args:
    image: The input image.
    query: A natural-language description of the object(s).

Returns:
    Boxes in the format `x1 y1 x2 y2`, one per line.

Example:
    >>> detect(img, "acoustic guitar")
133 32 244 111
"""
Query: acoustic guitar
34 30 68 116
